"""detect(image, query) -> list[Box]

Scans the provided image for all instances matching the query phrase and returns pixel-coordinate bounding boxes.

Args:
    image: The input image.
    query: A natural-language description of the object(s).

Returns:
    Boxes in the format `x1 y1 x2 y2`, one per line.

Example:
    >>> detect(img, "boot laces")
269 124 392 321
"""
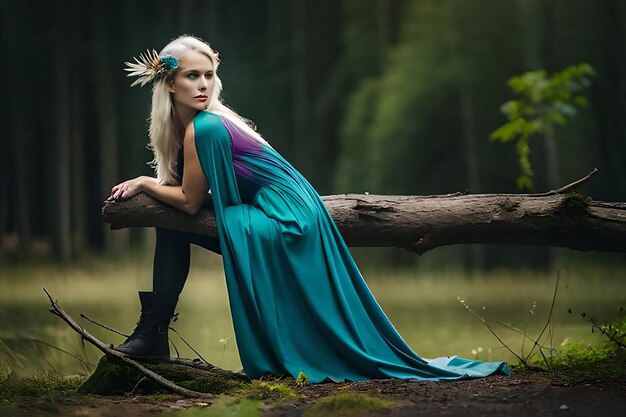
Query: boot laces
128 312 153 338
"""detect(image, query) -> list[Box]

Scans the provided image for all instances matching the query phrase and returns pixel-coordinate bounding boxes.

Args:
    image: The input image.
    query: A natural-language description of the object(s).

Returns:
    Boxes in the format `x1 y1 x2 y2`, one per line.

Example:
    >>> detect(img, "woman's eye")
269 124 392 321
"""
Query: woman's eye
188 74 197 79
205 73 213 78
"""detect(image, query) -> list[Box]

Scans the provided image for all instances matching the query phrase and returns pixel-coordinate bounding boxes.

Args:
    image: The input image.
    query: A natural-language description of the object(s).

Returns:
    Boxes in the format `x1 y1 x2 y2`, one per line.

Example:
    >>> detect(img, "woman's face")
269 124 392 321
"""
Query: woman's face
168 50 215 113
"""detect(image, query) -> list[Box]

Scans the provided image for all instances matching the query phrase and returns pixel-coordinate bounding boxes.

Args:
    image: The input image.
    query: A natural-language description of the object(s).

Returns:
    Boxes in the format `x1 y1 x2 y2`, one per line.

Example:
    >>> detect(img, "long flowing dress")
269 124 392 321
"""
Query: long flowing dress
193 110 512 383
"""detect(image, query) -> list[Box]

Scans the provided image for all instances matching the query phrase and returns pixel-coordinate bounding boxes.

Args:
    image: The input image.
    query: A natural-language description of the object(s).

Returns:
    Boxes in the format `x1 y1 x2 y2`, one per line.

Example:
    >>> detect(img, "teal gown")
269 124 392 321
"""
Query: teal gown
193 110 512 383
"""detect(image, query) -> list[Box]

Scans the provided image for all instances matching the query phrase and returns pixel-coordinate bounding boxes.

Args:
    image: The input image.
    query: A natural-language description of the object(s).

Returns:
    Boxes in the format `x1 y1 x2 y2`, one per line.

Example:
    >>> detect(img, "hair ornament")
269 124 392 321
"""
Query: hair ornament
124 49 180 87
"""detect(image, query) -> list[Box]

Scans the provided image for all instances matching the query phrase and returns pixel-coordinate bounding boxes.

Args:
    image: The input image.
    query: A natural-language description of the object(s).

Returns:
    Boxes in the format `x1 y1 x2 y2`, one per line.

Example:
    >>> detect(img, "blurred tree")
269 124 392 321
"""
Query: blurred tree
489 63 595 190
5 1 32 258
591 0 626 201
93 0 130 255
334 0 409 194
69 3 88 259
336 0 525 195
51 4 72 264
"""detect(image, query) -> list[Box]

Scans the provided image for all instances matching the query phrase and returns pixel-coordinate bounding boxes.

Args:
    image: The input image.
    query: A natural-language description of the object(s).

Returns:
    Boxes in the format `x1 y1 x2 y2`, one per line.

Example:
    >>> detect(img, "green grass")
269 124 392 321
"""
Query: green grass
548 350 626 384
0 370 85 402
514 348 626 385
1 255 624 383
303 392 398 417
519 310 626 383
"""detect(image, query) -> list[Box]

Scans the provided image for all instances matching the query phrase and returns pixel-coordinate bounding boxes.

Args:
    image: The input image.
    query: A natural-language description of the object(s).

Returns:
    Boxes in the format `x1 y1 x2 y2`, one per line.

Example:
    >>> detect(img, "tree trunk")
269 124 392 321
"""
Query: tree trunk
70 5 87 257
93 0 129 254
292 0 308 164
5 1 32 257
102 173 626 255
0 136 7 260
52 8 72 264
449 0 487 272
593 0 626 199
459 82 486 271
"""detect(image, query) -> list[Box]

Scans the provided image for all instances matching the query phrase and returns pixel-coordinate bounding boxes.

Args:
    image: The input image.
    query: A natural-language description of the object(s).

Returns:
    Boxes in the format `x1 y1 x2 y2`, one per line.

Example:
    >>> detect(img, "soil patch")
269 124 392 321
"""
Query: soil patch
3 372 625 417
267 373 626 417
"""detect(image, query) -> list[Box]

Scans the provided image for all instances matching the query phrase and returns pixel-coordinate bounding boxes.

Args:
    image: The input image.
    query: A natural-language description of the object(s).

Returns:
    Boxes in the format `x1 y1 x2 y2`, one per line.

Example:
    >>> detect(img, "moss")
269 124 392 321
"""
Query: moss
563 191 586 201
237 380 304 403
138 392 180 402
77 356 143 395
77 356 245 396
176 376 241 394
559 191 590 214
0 370 85 401
303 392 398 417
159 395 264 417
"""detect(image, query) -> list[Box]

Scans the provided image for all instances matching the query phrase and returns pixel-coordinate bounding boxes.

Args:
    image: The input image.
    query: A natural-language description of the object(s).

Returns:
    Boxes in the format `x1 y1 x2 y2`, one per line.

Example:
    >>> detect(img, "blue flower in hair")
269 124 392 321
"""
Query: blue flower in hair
160 55 179 71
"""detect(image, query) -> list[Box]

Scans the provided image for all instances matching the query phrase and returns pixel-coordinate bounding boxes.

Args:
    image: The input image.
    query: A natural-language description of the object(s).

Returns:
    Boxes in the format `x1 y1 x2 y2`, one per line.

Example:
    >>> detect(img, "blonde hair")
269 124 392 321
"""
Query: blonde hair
147 34 271 185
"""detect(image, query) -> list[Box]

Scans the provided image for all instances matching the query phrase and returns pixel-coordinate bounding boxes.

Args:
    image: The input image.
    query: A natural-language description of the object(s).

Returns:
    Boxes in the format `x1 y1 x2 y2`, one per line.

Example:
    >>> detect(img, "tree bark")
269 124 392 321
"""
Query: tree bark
102 170 626 255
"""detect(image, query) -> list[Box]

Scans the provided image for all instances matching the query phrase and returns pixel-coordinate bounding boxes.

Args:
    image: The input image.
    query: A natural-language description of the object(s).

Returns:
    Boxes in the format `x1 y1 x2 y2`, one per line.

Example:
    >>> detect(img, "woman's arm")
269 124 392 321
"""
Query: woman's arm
108 122 209 215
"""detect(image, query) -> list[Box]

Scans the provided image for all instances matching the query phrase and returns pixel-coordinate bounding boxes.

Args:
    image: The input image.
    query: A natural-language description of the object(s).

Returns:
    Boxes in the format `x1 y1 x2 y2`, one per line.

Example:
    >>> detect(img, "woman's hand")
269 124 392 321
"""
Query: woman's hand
106 176 149 202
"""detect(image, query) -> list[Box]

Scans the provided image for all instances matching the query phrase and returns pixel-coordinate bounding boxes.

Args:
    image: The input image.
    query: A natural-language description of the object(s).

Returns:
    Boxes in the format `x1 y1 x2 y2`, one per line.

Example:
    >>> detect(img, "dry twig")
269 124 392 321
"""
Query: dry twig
43 288 215 399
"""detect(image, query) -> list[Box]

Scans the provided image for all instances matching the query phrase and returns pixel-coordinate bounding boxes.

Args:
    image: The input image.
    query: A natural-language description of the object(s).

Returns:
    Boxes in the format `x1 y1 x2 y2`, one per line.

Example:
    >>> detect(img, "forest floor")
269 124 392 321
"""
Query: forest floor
2 363 625 417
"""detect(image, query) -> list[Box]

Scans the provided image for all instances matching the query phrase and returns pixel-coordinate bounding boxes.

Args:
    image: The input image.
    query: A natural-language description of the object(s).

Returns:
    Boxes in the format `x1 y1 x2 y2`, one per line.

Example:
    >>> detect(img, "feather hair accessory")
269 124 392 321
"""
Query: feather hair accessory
123 49 180 87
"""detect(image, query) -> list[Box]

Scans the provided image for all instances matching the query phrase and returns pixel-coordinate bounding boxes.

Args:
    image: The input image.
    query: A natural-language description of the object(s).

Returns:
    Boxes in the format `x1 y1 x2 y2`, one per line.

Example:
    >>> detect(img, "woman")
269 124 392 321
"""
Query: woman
107 35 511 383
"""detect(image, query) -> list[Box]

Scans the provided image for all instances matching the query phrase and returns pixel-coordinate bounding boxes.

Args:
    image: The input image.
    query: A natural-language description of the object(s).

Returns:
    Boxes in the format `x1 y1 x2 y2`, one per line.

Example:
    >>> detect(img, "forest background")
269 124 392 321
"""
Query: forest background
2 0 625 272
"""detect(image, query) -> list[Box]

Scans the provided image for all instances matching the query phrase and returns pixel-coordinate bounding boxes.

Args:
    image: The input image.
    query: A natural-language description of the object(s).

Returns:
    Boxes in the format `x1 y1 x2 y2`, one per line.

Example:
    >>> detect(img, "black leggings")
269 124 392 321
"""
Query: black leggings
152 227 222 297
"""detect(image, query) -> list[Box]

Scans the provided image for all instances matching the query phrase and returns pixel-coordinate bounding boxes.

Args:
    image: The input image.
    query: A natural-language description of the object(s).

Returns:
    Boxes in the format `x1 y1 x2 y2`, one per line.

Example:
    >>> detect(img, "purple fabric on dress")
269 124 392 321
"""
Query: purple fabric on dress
179 115 272 202
219 116 272 203
221 116 265 182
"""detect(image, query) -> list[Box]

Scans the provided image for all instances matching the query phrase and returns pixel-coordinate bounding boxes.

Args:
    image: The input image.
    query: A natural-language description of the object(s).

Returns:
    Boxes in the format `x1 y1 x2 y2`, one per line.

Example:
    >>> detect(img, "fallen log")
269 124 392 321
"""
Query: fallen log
102 169 626 254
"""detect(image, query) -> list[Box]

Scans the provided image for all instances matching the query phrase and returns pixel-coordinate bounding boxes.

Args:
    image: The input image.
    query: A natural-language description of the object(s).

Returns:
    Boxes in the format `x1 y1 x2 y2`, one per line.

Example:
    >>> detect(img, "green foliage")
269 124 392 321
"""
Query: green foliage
295 370 309 386
458 271 626 377
583 308 626 351
0 370 85 402
303 392 397 417
490 63 595 190
528 307 625 371
535 337 610 368
335 0 526 195
593 313 626 347
242 380 303 402
524 309 626 384
159 396 264 417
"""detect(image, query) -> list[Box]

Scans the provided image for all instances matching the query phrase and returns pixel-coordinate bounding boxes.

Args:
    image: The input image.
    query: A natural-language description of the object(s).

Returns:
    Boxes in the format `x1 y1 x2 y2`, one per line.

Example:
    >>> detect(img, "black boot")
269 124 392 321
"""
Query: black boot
113 291 179 359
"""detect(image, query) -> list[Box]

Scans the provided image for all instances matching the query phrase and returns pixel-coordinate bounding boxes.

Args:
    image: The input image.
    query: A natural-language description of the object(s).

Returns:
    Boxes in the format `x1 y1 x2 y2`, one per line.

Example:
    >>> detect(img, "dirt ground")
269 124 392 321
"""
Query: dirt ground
274 373 626 417
3 372 625 417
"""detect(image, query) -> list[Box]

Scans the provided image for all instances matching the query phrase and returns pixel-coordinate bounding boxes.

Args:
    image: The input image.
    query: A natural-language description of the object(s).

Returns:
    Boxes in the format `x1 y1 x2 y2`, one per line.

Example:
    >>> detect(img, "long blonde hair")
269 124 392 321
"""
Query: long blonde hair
147 34 271 185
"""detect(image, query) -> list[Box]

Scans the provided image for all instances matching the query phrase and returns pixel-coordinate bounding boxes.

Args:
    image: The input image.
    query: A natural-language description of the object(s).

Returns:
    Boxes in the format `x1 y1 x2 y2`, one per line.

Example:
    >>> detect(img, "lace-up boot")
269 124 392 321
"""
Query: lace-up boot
113 291 178 359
